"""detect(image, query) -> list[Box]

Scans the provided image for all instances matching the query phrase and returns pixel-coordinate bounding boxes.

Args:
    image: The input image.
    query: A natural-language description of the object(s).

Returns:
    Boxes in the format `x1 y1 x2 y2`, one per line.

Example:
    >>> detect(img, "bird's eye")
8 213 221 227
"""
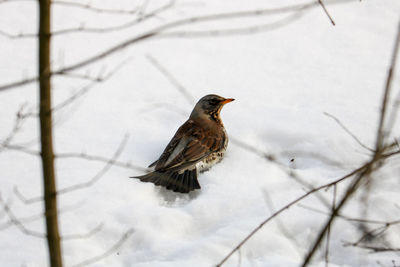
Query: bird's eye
209 99 219 105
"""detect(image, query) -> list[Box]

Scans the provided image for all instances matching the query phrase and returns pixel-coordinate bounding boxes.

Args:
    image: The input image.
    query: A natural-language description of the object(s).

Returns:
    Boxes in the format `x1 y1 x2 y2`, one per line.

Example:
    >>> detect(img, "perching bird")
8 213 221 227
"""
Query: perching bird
131 94 234 193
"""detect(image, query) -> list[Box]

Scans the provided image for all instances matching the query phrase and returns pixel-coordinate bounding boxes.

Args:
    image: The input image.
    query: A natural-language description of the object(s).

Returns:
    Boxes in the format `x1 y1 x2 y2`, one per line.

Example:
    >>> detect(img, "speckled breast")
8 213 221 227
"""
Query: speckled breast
197 128 228 173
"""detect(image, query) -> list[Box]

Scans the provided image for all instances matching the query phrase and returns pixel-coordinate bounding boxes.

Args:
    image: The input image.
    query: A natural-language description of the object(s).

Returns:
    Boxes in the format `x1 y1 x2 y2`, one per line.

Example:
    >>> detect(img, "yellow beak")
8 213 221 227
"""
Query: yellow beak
220 98 235 105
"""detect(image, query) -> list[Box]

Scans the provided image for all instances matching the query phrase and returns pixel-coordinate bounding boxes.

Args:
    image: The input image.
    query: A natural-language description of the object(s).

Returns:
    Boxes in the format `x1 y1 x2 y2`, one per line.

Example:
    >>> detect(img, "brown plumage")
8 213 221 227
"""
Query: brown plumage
131 94 234 193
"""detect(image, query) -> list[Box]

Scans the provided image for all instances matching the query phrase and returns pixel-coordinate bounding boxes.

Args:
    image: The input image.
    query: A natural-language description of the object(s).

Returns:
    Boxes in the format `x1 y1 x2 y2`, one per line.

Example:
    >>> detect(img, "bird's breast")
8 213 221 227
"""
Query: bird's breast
197 129 228 173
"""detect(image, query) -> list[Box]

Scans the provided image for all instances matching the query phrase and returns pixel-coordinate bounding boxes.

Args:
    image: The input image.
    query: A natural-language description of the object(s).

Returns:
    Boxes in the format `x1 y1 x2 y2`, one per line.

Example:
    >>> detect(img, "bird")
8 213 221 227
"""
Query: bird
131 94 234 193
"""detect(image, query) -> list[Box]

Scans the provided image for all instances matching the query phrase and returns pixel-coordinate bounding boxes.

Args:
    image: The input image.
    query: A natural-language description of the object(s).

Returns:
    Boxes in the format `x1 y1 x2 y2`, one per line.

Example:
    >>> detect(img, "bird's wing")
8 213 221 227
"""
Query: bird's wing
154 120 224 171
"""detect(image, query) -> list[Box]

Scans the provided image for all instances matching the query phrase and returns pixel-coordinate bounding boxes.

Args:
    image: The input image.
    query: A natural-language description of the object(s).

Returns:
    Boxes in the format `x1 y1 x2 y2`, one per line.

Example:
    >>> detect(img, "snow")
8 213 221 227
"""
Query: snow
1 0 400 266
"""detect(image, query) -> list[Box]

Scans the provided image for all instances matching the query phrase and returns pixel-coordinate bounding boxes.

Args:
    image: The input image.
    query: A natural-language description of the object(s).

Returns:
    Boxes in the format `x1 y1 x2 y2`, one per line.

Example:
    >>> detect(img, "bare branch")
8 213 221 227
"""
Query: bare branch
0 104 30 153
301 163 374 266
0 29 36 39
318 0 336 25
216 160 371 267
0 193 45 238
51 1 174 36
262 189 302 255
13 134 130 204
57 135 128 197
324 112 374 152
324 185 337 267
158 10 304 38
345 244 400 253
301 21 400 266
146 54 195 104
52 1 139 15
53 60 129 113
62 222 104 241
0 1 175 39
0 143 40 156
298 204 400 226
71 228 134 267
0 198 86 230
136 101 188 116
0 0 351 92
375 21 400 152
54 134 129 195
57 152 146 172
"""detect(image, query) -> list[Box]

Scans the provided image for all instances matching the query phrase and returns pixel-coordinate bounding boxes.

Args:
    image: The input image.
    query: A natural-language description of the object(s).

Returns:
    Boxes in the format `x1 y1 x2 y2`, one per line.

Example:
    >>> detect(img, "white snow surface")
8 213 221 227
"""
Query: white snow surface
1 0 400 266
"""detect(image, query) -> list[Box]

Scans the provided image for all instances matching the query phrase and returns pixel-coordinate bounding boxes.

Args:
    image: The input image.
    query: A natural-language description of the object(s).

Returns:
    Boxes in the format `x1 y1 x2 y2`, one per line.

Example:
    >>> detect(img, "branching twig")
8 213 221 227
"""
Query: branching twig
52 1 140 15
1 143 40 156
50 1 174 36
54 134 129 196
0 192 103 241
0 0 351 92
216 160 371 266
301 21 400 266
13 134 130 204
324 112 374 152
53 60 129 114
298 204 400 226
0 1 175 39
0 104 30 153
0 193 45 238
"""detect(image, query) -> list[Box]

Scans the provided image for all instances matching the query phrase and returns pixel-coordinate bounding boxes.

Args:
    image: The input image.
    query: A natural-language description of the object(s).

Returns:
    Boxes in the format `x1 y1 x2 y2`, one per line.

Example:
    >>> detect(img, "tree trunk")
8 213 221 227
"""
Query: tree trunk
38 1 63 266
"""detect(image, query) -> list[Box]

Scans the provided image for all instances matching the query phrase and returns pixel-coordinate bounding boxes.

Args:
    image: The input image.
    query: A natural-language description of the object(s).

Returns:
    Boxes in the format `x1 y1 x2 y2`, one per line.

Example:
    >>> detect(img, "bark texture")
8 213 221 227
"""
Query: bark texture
38 1 63 266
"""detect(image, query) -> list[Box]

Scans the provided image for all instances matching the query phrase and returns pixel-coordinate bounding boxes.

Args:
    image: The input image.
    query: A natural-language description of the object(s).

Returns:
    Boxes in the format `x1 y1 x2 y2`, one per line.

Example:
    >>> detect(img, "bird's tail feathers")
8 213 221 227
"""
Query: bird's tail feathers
131 169 200 193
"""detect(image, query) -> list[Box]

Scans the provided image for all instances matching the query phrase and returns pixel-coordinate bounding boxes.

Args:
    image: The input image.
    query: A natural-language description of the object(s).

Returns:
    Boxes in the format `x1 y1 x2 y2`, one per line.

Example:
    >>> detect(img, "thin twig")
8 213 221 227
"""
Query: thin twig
216 161 371 267
54 134 129 195
0 0 351 92
348 244 400 253
301 163 374 266
262 189 302 254
324 184 336 267
0 143 40 156
53 60 129 114
0 193 45 238
298 204 400 226
71 228 134 267
0 1 175 38
375 21 400 152
146 54 195 104
13 134 130 204
158 10 304 38
318 0 336 25
301 21 400 266
324 112 374 152
52 1 140 15
62 222 104 241
51 1 174 36
0 104 30 153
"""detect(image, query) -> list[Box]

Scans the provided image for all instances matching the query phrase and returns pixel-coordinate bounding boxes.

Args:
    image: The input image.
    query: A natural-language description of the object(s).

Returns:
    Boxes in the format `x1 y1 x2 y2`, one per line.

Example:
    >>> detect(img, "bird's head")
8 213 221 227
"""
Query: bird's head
190 94 234 122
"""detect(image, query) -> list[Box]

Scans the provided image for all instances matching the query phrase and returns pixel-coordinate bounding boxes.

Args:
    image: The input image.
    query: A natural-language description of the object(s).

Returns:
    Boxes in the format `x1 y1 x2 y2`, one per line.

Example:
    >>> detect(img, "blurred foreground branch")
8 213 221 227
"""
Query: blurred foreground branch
217 20 400 266
301 20 400 266
14 134 130 204
0 0 351 92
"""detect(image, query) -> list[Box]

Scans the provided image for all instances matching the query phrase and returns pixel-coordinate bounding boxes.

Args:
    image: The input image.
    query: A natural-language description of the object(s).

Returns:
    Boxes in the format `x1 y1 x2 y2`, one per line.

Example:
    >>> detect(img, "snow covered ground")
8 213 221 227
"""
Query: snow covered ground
1 0 400 266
